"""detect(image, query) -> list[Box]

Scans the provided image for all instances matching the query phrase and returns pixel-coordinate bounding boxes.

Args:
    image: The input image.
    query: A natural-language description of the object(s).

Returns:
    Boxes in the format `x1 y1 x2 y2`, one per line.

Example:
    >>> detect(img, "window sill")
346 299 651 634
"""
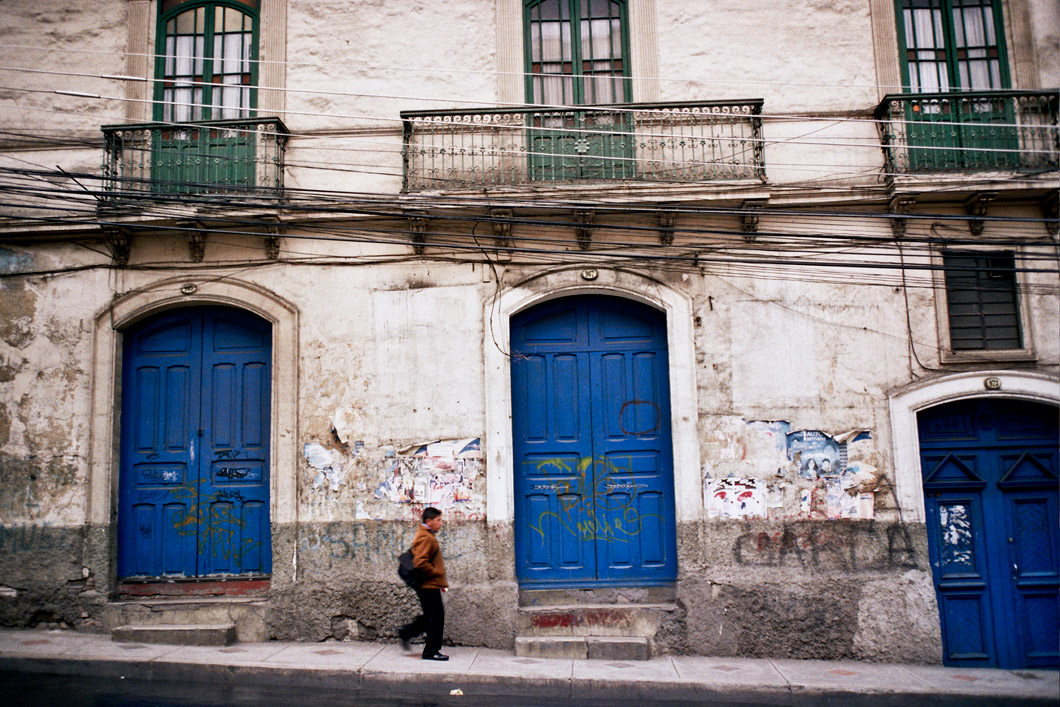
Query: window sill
940 347 1037 365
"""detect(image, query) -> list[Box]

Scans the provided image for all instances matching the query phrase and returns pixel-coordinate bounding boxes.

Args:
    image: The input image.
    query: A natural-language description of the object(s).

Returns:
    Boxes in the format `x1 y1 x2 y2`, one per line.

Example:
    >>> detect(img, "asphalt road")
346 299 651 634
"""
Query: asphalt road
5 670 1051 707
2 671 711 707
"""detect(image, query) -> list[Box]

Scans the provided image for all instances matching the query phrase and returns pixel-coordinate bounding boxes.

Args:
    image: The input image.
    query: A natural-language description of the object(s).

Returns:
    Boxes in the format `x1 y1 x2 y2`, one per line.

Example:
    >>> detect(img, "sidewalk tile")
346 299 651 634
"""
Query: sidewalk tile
770 659 934 694
360 644 477 675
0 629 103 656
670 654 788 688
265 641 384 671
897 664 1060 698
465 647 574 680
157 642 289 667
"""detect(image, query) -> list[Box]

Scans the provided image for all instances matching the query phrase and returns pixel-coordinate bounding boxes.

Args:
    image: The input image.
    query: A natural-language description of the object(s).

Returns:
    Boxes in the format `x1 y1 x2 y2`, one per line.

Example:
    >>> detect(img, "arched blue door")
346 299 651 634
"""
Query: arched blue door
511 295 677 587
118 306 272 579
919 398 1059 669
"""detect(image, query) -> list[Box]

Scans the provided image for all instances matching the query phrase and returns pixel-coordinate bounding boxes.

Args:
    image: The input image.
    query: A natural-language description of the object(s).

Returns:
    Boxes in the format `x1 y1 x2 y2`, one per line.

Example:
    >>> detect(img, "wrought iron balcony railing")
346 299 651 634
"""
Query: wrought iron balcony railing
101 117 289 200
875 90 1058 174
401 100 764 191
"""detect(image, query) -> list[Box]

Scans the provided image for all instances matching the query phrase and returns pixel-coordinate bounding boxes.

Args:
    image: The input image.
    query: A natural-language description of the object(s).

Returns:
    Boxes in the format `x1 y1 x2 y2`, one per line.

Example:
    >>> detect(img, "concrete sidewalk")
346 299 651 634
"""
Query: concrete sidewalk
0 628 1056 705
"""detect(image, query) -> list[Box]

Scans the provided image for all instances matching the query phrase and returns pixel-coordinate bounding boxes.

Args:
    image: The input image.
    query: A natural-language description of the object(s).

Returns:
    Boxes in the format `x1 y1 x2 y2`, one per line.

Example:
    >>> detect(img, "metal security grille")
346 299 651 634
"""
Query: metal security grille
157 2 258 122
943 251 1022 350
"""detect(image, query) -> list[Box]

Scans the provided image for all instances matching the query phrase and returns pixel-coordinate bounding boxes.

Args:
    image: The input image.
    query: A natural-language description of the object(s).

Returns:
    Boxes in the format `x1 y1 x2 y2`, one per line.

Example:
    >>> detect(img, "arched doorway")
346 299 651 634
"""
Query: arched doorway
510 295 677 587
918 397 1058 669
117 305 273 580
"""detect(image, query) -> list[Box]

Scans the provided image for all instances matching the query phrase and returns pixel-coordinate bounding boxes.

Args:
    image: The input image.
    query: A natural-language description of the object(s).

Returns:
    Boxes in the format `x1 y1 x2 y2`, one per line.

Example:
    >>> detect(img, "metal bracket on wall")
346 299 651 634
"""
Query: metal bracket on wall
491 208 513 262
574 209 594 250
888 196 916 239
102 226 130 267
408 215 427 255
658 211 676 246
741 199 767 242
965 191 997 236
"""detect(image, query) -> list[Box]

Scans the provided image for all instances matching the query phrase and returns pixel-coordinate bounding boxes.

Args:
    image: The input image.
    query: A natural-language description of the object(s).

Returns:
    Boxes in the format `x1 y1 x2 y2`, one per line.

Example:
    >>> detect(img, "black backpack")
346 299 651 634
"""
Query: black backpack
397 549 421 588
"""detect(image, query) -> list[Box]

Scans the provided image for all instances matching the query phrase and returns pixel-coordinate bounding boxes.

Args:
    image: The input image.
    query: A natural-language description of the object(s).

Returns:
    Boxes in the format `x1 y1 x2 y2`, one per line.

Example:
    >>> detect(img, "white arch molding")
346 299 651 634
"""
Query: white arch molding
888 370 1060 522
483 267 702 526
87 277 301 538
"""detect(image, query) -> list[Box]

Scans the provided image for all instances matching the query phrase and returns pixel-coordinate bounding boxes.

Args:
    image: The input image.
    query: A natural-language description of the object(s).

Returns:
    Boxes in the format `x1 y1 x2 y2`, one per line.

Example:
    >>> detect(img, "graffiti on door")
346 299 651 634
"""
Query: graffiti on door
524 454 659 544
151 483 258 563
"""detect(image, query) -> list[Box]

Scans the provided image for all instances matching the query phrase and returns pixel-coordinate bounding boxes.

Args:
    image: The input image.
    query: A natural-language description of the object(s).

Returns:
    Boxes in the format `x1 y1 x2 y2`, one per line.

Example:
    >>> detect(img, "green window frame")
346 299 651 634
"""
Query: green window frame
150 1 260 193
943 251 1022 351
524 0 632 106
523 0 634 181
895 0 1009 93
893 0 1019 170
153 0 260 122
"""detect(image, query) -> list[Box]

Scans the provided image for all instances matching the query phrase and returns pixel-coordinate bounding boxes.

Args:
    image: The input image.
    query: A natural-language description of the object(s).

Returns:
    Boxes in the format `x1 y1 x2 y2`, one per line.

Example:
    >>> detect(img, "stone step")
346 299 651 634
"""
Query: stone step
515 636 652 661
102 597 267 642
519 586 676 607
516 603 676 637
112 623 237 647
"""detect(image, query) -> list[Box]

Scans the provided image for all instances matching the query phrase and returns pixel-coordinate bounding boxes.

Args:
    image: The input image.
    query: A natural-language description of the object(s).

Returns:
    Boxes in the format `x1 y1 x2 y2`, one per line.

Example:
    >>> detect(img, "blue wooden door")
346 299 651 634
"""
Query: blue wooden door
919 399 1059 669
118 306 272 578
511 296 677 587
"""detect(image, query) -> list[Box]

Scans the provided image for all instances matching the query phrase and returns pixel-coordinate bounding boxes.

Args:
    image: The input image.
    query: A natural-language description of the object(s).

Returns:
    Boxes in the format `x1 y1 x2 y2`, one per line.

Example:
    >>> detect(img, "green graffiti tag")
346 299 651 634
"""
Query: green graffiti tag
526 455 660 544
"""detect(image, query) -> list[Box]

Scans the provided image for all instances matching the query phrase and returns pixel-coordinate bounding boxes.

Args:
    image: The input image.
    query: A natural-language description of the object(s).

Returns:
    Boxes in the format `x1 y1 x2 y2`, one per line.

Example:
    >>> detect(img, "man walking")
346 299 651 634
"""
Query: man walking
398 507 449 660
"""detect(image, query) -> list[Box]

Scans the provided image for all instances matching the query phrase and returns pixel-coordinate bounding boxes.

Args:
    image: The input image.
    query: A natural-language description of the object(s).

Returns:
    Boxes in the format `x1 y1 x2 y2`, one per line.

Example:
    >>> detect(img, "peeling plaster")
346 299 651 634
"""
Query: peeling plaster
301 435 484 521
702 420 880 520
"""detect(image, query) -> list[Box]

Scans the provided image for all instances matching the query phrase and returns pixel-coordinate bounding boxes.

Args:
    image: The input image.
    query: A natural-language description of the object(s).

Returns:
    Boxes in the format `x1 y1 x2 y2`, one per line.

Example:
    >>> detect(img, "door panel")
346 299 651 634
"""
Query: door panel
513 296 676 587
919 399 1059 669
119 306 271 579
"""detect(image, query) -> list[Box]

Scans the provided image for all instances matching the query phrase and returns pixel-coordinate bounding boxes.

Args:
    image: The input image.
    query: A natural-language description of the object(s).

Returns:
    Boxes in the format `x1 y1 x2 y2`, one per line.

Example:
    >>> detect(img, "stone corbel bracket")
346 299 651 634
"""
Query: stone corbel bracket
179 220 206 263
889 195 916 239
491 208 513 262
1041 192 1058 238
263 223 283 260
407 214 427 255
102 226 131 267
658 211 676 246
965 191 997 236
740 199 768 242
574 209 594 250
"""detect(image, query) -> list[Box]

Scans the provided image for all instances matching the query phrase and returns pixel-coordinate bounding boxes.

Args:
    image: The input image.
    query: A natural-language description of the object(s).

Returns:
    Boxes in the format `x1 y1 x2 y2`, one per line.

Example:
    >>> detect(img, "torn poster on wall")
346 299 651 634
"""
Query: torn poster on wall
706 478 767 519
304 443 346 491
373 438 482 510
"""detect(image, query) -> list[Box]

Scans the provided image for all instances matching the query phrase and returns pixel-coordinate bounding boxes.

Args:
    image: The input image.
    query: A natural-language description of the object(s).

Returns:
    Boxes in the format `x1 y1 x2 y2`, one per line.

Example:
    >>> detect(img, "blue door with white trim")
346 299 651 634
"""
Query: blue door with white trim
919 398 1059 669
511 295 677 586
118 306 272 578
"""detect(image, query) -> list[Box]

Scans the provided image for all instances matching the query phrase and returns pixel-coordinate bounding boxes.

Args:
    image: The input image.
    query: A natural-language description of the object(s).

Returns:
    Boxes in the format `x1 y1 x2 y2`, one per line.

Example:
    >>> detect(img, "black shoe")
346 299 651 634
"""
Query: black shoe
399 636 411 652
422 652 449 661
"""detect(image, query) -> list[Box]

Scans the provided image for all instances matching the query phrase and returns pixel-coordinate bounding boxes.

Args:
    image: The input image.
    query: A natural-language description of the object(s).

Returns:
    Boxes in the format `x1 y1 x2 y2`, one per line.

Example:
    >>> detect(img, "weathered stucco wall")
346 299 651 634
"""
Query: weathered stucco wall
0 0 1057 664
4 224 1033 660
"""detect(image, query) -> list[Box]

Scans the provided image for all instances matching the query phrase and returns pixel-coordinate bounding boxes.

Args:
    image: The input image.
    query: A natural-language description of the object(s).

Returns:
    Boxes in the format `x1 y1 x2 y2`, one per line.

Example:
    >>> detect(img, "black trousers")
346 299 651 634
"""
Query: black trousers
400 587 444 656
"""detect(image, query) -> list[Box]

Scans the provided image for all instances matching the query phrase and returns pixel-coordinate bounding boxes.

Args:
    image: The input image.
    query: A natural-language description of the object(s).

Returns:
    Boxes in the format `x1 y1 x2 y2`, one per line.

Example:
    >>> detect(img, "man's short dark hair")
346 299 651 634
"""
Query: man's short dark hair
422 507 442 523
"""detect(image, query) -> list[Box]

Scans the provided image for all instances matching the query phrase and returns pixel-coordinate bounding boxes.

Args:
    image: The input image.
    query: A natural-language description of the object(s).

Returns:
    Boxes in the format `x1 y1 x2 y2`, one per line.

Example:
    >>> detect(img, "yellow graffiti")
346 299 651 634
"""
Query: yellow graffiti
169 485 257 563
526 455 660 544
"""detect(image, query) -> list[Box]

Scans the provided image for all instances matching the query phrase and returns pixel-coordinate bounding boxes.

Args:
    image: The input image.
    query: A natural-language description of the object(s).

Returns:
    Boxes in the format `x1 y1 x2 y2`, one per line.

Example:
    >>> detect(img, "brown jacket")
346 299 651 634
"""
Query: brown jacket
411 525 447 589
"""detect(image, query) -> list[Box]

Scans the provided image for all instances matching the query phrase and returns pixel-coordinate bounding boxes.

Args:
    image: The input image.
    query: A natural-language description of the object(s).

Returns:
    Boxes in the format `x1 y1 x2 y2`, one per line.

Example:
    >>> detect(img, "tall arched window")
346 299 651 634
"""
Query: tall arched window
524 0 631 105
155 0 259 122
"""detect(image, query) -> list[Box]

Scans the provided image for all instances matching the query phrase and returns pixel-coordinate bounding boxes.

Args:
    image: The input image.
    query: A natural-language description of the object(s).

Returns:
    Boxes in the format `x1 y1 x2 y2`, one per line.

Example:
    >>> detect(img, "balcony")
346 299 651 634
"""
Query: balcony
875 90 1058 174
401 100 764 191
101 117 289 201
